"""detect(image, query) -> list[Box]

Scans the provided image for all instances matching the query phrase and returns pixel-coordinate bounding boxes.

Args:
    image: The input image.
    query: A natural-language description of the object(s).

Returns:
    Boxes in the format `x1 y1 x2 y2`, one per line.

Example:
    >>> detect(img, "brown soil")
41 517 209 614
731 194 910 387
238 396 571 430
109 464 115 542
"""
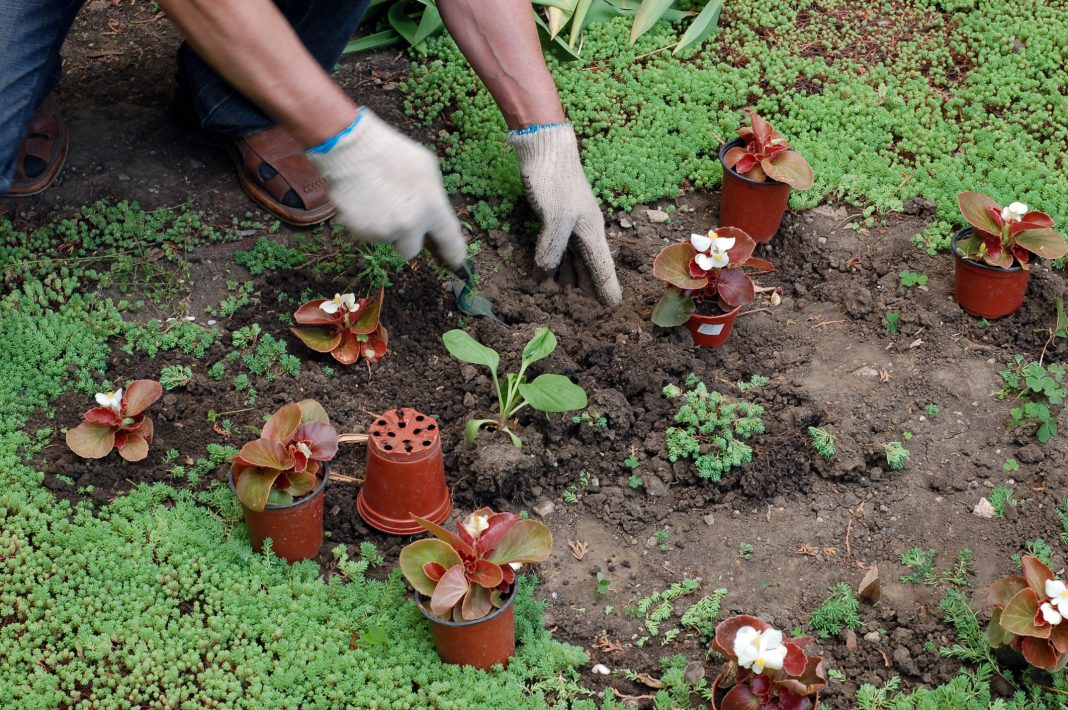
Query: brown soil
7 3 1068 707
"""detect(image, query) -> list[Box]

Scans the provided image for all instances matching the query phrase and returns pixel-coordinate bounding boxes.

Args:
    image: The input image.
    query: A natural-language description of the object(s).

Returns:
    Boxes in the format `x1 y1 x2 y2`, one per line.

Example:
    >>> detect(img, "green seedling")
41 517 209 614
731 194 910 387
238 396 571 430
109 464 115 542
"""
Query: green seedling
899 270 928 287
808 426 836 459
159 364 192 391
738 542 754 560
810 583 862 638
628 475 644 489
883 441 909 470
885 311 900 334
1003 457 1020 472
443 327 587 448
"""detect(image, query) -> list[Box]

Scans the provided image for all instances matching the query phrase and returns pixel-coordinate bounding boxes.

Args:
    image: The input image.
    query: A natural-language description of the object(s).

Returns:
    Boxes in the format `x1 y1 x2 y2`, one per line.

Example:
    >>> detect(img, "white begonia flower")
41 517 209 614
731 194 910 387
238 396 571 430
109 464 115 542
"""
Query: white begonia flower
733 625 788 675
462 512 490 539
1001 202 1028 222
1046 579 1068 611
295 441 312 458
319 293 359 315
95 388 123 413
691 233 713 253
1040 602 1063 626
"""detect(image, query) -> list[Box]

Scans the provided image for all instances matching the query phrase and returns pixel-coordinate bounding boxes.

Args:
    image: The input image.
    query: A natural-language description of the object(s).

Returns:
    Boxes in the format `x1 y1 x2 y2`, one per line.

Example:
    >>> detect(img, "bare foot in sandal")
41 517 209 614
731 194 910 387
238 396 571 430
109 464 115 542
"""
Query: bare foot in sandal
8 95 68 197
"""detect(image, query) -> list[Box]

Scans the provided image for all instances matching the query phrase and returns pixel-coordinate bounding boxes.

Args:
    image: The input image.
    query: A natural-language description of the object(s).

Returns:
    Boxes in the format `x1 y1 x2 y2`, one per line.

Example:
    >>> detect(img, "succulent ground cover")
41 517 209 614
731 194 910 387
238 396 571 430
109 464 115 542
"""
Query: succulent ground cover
404 0 1068 256
2 1 1068 707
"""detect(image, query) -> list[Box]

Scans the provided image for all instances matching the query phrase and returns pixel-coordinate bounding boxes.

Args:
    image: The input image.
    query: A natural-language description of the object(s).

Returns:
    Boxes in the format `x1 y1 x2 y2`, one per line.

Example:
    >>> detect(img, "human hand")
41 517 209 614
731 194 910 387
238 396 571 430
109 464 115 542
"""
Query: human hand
508 123 622 306
307 109 466 268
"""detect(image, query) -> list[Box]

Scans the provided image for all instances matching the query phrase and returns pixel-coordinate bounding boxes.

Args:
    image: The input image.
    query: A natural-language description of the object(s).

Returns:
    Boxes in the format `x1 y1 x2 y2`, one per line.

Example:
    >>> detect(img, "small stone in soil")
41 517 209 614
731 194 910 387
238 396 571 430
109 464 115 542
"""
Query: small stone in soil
533 500 556 518
645 209 670 223
864 631 882 643
703 513 715 527
858 565 881 603
972 497 996 519
591 663 611 675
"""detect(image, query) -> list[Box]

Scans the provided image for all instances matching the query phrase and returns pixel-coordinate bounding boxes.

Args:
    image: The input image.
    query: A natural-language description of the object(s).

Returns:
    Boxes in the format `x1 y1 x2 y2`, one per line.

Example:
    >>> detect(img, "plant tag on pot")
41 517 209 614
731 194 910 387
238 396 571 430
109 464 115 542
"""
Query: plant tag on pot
697 323 725 336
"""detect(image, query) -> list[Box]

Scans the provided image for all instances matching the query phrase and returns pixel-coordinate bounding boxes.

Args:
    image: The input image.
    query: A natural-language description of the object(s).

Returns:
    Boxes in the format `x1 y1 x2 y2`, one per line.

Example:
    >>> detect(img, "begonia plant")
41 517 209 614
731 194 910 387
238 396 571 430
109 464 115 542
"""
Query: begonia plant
66 379 162 461
651 227 773 327
987 554 1068 671
723 110 814 189
291 286 388 365
399 508 553 622
712 615 827 710
229 399 338 511
954 192 1067 269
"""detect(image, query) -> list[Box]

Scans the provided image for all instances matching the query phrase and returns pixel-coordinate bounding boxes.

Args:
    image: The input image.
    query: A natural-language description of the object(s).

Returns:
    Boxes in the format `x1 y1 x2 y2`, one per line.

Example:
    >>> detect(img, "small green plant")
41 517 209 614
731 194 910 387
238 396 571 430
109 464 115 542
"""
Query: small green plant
291 289 388 366
628 475 644 489
655 529 670 553
898 270 928 287
900 548 973 587
925 403 939 417
989 487 1016 518
736 374 768 392
807 426 836 459
209 280 254 319
572 411 608 429
159 364 192 391
207 361 226 381
356 242 407 287
883 441 909 470
162 448 179 464
321 366 335 378
885 311 900 334
1003 457 1020 472
442 327 587 448
827 669 847 682
810 583 862 639
1012 539 1054 568
596 571 611 597
738 542 754 561
623 455 639 470
902 431 913 440
999 355 1066 442
231 324 262 350
663 379 764 481
679 588 728 640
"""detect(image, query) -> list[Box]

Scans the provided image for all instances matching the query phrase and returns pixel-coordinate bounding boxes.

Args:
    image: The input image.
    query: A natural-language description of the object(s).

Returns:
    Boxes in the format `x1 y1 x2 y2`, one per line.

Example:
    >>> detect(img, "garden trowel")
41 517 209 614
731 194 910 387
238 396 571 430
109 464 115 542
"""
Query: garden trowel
449 260 503 323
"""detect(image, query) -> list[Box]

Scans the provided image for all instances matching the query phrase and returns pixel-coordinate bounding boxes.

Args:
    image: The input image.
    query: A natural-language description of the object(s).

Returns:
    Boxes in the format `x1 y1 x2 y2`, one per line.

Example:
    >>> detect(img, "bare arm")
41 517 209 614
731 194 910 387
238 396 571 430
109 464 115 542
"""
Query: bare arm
437 0 565 129
157 0 357 147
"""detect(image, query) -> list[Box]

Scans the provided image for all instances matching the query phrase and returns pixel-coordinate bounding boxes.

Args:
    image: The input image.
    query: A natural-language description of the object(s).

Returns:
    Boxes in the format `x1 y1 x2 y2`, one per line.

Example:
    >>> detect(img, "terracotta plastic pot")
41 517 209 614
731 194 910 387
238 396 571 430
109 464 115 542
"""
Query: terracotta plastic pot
711 672 819 709
718 139 793 243
952 227 1030 319
229 464 328 563
357 407 452 535
417 587 516 670
684 305 742 348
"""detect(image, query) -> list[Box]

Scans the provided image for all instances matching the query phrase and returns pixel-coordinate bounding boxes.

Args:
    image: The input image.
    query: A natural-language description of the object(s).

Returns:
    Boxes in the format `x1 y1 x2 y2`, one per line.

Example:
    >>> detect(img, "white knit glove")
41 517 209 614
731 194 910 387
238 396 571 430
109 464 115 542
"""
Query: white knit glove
508 123 622 306
307 109 466 268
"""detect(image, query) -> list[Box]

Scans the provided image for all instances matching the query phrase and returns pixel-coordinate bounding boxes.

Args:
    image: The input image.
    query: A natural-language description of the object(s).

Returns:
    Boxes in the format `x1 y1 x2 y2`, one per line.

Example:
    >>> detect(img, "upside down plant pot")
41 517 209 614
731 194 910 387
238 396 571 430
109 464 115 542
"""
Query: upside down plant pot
357 407 452 535
229 465 328 563
952 227 1030 320
417 586 516 670
718 139 793 243
684 305 741 348
711 672 820 710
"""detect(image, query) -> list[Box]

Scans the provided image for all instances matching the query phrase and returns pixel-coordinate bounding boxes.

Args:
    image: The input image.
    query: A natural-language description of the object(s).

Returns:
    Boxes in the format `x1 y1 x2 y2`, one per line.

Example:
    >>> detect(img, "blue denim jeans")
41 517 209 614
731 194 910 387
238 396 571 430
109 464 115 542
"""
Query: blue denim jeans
0 0 371 195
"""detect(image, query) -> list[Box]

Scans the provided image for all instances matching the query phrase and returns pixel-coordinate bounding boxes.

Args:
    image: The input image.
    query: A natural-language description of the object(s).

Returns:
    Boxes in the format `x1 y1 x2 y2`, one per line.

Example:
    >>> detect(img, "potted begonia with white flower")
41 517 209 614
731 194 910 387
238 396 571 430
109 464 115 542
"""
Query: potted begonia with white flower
710 615 827 710
291 286 388 366
987 555 1068 671
651 227 773 348
66 379 162 461
953 192 1067 319
399 507 552 670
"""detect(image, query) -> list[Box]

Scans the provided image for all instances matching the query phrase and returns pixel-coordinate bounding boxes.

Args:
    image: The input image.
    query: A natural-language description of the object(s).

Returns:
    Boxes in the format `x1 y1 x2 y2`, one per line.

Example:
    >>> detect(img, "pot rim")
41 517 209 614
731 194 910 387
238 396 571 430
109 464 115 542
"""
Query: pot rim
951 226 1024 273
228 462 330 511
415 584 517 628
718 138 786 187
688 302 743 321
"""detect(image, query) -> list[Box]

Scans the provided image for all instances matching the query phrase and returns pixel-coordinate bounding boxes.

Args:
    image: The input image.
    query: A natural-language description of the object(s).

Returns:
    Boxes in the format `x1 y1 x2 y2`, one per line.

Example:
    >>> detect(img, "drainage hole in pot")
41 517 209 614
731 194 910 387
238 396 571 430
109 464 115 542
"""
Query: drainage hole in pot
398 422 406 429
404 444 413 452
415 415 425 422
422 440 431 447
383 444 393 451
412 428 422 435
427 423 436 431
376 419 385 427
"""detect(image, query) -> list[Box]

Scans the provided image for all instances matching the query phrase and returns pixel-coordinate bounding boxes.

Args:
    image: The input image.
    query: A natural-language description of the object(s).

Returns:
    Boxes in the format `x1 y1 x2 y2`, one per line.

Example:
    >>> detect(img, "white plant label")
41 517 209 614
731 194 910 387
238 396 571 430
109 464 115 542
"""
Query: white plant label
697 323 725 336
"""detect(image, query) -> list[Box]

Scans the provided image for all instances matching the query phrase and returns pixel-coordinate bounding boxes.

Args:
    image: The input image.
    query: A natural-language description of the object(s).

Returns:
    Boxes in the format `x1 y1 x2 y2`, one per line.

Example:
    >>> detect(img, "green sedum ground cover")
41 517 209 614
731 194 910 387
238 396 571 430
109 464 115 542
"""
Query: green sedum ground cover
0 206 589 708
404 0 1068 252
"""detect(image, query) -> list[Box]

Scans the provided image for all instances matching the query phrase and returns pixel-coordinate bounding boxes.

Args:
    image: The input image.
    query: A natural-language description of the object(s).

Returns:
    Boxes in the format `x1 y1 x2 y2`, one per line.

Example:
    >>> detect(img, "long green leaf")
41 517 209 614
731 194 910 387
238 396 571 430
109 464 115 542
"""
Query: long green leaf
518 374 588 413
673 0 722 54
387 0 420 45
521 328 557 368
442 330 499 375
533 11 583 60
630 0 676 44
569 0 593 47
411 3 444 47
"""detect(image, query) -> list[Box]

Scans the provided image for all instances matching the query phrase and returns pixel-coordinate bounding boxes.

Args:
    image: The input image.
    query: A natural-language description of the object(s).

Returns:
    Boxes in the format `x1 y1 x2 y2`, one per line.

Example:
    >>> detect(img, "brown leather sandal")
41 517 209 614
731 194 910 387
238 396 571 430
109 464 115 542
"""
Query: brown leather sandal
221 125 336 227
8 95 68 197
172 89 335 226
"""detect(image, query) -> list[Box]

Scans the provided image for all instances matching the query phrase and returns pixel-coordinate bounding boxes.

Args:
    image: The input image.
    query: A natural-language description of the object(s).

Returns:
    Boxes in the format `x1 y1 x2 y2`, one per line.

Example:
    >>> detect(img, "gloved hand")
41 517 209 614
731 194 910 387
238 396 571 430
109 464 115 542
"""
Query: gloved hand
307 108 466 268
508 123 622 306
